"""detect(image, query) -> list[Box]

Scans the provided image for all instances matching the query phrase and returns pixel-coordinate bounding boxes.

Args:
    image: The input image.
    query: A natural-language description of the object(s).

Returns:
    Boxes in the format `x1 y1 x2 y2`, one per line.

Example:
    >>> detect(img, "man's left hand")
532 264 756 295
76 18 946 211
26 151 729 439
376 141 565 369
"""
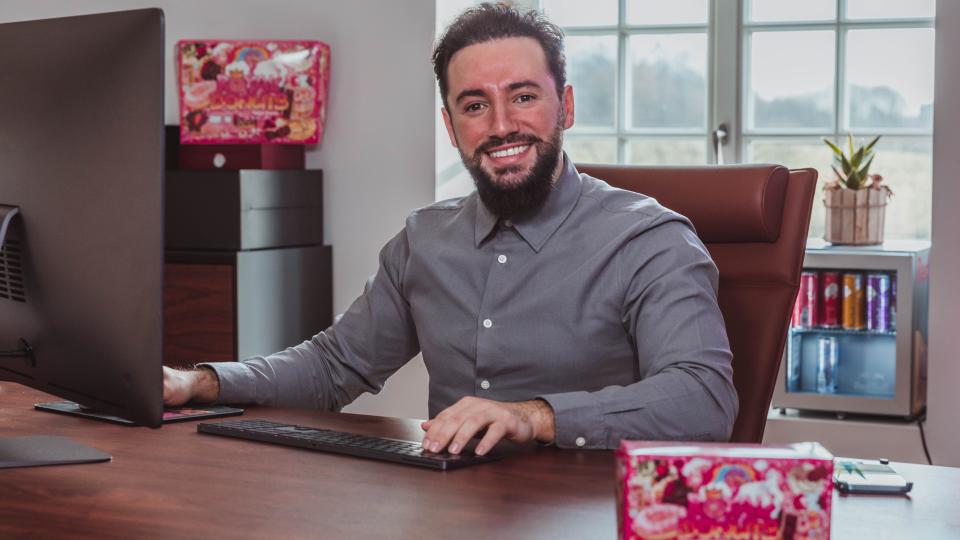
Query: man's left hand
420 397 556 456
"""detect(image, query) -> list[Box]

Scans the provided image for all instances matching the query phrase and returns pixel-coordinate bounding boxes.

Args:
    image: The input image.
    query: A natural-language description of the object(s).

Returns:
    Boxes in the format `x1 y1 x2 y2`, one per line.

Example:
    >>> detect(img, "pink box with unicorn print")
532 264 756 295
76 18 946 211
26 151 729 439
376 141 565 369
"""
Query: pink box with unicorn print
615 441 834 540
177 39 330 145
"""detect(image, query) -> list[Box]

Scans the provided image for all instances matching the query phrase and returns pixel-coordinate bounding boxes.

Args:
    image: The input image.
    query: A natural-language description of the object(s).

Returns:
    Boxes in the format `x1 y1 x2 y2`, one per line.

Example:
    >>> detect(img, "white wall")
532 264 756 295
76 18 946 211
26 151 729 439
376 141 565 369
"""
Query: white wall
926 0 960 467
0 0 435 419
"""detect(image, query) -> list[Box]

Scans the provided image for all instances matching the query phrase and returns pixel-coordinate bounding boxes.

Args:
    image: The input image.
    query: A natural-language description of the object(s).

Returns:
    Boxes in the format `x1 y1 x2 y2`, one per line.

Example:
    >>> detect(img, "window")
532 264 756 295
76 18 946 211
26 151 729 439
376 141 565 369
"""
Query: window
544 0 712 165
434 1 935 240
740 0 935 240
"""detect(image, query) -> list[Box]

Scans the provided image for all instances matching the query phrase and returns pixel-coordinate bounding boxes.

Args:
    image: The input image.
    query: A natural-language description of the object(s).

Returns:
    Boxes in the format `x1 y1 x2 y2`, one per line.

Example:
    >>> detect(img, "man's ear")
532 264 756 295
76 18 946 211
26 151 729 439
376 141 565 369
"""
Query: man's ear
561 84 575 130
441 107 459 148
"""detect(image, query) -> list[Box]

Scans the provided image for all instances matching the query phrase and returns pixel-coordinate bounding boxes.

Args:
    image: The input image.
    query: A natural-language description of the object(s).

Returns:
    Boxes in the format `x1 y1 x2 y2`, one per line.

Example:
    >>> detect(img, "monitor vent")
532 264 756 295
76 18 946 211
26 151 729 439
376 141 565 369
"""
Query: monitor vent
0 235 25 302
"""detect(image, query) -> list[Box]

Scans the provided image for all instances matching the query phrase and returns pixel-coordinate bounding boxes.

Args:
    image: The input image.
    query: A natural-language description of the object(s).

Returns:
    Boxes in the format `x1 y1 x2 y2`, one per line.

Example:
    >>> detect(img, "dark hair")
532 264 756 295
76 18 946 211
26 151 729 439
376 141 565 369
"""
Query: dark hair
432 3 566 109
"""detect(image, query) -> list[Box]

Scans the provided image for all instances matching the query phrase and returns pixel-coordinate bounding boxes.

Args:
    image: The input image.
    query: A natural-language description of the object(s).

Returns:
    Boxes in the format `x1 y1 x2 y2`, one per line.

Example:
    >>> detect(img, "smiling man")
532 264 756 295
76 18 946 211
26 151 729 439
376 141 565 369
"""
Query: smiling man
164 3 738 455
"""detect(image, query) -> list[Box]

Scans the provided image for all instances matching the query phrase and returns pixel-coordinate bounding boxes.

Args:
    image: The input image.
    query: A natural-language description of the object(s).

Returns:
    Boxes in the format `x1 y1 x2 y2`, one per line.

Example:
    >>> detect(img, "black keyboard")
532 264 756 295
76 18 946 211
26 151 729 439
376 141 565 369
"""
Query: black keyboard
197 419 501 470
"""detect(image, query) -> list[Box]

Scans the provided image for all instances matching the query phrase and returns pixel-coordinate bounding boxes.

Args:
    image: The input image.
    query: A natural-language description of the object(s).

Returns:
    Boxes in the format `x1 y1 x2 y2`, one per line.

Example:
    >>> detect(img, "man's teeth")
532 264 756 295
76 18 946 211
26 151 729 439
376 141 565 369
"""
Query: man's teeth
489 145 530 158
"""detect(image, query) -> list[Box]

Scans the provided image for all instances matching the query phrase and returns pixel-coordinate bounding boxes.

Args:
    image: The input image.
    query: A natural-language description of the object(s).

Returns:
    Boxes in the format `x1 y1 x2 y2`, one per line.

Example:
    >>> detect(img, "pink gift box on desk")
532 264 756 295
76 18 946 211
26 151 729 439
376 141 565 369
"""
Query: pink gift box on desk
616 441 834 540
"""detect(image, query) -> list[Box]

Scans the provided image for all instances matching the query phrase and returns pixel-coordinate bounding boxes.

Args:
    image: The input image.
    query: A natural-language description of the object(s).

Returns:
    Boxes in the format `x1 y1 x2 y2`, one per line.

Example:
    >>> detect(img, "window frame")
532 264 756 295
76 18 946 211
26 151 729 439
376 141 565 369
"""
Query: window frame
556 0 716 164
735 0 935 165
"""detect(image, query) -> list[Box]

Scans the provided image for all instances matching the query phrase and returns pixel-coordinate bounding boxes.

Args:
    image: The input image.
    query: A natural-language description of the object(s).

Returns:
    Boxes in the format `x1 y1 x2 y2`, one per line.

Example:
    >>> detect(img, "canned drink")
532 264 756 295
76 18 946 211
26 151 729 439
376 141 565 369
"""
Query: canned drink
842 273 865 330
821 272 841 327
794 272 819 328
890 275 897 329
786 332 802 392
816 336 839 394
866 273 891 332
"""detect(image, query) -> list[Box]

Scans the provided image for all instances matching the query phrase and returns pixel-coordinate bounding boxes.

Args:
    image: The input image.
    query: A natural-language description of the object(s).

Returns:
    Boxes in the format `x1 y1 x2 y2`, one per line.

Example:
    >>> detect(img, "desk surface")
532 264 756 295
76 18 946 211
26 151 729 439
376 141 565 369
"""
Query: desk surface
2 383 958 539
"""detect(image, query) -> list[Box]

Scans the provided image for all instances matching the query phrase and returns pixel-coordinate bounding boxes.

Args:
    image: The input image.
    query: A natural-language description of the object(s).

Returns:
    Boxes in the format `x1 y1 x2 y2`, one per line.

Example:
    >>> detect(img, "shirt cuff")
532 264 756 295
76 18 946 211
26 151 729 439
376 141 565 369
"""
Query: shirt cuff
536 391 603 449
197 361 257 405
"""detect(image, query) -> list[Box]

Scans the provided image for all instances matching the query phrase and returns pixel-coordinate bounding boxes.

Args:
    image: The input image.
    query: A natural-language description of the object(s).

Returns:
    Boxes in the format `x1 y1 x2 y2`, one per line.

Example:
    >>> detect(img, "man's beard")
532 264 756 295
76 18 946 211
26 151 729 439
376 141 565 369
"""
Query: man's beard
460 125 563 219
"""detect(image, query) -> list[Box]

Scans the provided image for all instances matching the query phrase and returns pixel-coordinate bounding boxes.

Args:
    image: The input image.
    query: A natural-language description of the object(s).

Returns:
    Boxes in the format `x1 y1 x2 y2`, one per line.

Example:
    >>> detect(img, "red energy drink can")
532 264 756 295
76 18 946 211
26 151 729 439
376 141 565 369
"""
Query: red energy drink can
821 271 841 327
794 271 819 328
842 273 865 330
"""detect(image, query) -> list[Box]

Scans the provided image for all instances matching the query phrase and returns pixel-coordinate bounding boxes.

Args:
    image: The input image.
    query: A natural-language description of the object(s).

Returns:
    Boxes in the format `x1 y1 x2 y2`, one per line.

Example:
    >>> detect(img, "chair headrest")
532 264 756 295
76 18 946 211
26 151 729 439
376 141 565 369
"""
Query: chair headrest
577 164 790 243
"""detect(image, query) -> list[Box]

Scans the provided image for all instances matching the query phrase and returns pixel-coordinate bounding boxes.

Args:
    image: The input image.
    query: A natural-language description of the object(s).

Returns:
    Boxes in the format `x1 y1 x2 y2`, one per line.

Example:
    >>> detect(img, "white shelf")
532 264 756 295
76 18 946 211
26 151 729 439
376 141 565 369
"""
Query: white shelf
764 408 929 464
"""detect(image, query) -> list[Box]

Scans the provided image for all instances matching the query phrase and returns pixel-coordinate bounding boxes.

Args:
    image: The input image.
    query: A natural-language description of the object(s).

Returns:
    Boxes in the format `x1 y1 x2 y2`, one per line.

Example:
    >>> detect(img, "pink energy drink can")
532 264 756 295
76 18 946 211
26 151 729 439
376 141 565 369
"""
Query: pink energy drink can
794 272 819 328
821 272 841 327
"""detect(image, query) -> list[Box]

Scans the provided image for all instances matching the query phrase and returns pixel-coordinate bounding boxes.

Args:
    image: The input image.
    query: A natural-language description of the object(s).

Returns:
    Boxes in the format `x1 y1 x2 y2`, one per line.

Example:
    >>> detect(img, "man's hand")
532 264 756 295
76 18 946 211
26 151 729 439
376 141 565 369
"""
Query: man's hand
162 366 220 407
419 397 556 456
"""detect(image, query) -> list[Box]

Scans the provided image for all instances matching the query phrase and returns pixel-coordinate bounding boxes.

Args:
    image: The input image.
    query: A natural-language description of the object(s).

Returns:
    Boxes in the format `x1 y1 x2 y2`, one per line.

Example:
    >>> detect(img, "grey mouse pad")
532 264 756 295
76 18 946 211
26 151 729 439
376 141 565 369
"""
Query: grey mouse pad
0 436 111 469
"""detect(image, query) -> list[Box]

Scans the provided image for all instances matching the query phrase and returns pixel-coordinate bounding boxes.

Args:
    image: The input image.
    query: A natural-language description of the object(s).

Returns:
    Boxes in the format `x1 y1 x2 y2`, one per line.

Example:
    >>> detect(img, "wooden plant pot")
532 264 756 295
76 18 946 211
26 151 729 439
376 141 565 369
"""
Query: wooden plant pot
823 188 888 245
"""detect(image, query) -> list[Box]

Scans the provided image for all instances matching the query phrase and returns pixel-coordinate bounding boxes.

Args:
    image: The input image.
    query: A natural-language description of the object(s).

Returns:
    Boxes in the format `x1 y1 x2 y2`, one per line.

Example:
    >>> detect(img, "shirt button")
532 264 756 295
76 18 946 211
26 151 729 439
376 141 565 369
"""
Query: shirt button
503 219 513 228
480 379 491 390
575 437 586 447
482 318 493 328
497 254 507 264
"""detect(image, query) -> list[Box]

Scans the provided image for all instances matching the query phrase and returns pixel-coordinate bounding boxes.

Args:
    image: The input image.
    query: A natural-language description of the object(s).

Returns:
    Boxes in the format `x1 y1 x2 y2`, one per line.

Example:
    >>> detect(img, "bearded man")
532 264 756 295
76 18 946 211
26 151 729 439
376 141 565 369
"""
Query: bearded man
164 3 738 455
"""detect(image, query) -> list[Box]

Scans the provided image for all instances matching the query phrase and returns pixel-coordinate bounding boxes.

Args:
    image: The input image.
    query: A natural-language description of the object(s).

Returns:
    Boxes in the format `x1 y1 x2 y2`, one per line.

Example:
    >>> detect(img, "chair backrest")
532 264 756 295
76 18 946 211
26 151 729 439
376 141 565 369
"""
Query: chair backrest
577 164 817 443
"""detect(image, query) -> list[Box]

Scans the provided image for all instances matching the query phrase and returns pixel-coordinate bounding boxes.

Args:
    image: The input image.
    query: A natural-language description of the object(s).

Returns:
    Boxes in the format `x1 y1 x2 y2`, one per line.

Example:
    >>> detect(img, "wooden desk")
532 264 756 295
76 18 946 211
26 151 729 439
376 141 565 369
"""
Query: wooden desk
2 383 958 539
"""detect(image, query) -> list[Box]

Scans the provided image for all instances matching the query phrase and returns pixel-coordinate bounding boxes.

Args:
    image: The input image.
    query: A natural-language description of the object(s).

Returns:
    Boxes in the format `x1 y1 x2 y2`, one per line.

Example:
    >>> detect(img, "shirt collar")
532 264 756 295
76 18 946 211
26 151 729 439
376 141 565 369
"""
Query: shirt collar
474 153 582 252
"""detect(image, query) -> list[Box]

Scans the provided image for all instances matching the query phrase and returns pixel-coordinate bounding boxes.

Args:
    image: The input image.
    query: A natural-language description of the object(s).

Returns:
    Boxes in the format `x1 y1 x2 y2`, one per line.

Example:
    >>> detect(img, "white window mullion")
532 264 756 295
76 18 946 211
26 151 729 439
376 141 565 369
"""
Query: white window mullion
616 0 627 163
712 0 741 164
835 0 846 139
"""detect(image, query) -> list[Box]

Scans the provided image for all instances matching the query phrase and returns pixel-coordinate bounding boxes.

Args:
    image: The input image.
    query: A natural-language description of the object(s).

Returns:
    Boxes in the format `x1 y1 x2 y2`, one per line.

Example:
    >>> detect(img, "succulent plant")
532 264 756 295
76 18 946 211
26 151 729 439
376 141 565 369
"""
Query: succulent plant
823 134 881 190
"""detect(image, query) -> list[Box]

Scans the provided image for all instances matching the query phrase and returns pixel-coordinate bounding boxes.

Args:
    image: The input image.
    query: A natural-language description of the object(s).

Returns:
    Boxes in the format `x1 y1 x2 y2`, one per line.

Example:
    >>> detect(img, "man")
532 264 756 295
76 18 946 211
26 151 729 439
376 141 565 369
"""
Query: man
164 4 738 455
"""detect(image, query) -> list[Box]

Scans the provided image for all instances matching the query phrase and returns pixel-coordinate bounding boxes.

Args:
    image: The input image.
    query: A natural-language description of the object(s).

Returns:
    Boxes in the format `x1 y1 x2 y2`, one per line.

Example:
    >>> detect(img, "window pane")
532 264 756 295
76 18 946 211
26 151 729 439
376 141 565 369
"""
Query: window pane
627 33 708 129
865 137 932 240
543 0 617 27
746 0 836 22
627 137 706 165
566 35 617 129
747 31 835 130
627 0 708 25
565 136 618 164
747 137 932 240
846 0 935 20
845 29 935 131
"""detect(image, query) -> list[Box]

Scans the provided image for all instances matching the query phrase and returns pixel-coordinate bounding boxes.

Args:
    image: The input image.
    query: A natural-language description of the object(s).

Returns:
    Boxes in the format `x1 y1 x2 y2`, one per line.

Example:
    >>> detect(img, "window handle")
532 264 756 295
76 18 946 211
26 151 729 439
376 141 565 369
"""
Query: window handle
713 124 729 165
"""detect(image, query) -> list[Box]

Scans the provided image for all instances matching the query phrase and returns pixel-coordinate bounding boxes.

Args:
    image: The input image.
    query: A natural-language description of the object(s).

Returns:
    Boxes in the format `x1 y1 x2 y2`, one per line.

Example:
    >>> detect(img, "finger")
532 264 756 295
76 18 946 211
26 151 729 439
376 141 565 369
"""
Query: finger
421 397 475 449
475 422 508 456
447 418 485 455
423 416 466 453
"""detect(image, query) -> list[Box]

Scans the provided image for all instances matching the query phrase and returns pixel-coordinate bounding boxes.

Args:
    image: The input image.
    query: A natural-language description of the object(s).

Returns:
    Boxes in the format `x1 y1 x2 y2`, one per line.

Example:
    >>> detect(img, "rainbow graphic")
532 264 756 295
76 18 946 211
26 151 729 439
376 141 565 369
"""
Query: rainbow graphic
232 45 270 65
710 463 757 489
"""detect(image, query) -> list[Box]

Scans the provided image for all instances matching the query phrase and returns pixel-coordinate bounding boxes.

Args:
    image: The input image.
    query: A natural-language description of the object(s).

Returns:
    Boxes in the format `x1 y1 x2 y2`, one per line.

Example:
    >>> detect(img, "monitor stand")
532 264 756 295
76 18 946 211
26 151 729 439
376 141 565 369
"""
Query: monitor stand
0 435 111 469
35 400 245 424
34 400 144 425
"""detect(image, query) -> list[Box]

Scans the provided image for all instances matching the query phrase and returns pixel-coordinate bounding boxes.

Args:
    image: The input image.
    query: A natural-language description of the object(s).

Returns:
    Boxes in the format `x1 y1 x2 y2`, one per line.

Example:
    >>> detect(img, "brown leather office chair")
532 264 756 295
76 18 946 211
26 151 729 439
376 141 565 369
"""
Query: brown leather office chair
577 164 817 443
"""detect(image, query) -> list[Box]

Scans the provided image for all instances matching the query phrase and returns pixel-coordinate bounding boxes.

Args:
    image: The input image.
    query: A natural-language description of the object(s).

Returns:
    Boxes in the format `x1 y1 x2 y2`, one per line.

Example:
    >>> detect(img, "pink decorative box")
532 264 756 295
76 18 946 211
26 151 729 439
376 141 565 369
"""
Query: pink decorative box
616 441 834 540
177 39 330 145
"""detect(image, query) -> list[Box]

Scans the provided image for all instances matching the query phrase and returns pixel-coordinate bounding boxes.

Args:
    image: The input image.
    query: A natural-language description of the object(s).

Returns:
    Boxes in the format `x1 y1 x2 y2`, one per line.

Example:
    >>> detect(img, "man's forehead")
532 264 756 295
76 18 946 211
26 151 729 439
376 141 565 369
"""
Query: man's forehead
446 36 552 91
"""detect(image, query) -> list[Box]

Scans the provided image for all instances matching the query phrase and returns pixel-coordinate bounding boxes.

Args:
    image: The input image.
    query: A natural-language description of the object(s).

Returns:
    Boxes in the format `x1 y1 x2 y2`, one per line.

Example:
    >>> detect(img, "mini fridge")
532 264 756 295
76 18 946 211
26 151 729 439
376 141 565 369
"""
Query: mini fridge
771 239 929 419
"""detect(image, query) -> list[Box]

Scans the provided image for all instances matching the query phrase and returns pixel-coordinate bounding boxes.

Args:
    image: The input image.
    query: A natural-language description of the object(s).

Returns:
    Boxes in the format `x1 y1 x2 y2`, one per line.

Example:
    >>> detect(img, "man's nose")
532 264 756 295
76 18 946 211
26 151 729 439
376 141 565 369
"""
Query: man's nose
489 103 519 138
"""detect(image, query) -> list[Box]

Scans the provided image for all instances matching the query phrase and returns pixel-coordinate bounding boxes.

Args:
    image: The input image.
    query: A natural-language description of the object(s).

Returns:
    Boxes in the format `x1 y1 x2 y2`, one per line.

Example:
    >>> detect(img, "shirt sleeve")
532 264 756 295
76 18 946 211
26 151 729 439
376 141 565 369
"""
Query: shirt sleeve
538 218 739 449
200 229 421 410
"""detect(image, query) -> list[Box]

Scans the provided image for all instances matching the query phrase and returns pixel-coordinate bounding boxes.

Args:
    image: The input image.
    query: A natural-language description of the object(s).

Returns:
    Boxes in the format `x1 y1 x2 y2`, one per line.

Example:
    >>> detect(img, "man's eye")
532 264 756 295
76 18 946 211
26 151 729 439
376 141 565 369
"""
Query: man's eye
464 103 486 113
516 94 535 103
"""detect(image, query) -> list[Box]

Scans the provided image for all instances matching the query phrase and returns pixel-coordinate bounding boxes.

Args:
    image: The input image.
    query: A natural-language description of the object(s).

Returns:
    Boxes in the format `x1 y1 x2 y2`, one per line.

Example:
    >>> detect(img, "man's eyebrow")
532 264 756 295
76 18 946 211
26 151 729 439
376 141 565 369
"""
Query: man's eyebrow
454 88 487 105
453 80 544 105
507 80 542 92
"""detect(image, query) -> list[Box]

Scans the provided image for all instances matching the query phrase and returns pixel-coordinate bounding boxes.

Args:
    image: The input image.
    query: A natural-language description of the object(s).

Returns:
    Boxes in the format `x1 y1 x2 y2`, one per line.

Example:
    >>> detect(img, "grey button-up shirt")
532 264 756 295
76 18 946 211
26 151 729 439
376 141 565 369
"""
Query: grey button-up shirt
204 156 738 449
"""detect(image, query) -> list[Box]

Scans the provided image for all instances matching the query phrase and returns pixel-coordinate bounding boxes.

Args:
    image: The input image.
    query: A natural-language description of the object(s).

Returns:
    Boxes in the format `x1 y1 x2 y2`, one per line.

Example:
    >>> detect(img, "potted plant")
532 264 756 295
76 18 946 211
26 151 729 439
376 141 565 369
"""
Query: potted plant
822 134 893 245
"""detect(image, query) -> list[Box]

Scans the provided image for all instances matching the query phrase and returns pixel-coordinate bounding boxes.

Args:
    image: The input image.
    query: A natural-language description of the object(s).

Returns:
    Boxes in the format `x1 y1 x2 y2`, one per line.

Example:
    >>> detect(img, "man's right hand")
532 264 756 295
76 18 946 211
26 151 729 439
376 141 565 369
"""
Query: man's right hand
162 366 221 407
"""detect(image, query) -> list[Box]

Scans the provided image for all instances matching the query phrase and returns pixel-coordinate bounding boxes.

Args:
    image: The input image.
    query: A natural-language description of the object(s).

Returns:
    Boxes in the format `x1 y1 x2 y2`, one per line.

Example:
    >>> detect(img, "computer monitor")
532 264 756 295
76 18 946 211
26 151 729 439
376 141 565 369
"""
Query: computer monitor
0 9 165 427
